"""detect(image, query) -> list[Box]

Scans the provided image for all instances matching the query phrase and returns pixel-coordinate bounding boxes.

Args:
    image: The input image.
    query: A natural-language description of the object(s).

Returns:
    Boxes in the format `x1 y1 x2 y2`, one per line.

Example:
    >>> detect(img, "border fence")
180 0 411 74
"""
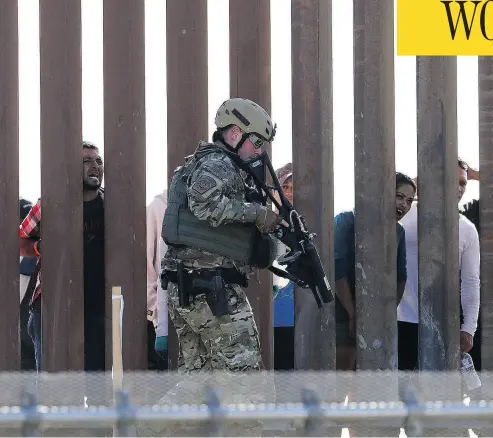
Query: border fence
0 371 492 437
1 0 493 432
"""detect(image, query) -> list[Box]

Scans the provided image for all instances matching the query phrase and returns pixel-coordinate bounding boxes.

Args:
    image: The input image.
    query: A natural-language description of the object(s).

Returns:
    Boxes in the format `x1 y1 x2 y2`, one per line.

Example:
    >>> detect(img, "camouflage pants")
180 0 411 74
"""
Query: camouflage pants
137 282 268 436
168 281 263 373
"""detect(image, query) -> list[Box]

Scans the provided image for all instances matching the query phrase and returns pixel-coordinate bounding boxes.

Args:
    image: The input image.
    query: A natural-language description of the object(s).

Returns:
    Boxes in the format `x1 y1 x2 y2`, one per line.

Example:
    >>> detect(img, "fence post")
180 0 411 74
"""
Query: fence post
103 0 147 370
478 57 493 371
353 0 397 371
291 0 335 372
205 387 225 437
229 0 273 369
0 0 20 371
39 0 84 372
416 57 460 371
301 388 324 437
166 0 208 371
114 391 136 437
21 391 40 438
400 381 423 437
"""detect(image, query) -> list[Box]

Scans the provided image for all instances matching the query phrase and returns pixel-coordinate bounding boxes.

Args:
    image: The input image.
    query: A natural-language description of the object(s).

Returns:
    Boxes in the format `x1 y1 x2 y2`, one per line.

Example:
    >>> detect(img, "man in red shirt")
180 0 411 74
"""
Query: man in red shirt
20 141 105 372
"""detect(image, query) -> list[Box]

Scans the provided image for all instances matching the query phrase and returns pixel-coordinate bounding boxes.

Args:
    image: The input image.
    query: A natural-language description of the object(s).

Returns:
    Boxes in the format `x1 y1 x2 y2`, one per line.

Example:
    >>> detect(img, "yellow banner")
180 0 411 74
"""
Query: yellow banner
397 0 493 55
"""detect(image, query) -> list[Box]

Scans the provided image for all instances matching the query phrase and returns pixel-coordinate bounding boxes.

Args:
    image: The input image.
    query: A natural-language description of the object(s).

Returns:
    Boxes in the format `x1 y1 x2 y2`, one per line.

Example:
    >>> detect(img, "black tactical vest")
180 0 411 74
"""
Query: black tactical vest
162 143 275 268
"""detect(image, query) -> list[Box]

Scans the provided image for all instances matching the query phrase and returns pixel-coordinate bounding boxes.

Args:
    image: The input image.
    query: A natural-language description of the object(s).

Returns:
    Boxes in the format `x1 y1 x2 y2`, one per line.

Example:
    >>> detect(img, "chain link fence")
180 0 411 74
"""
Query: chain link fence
0 371 490 437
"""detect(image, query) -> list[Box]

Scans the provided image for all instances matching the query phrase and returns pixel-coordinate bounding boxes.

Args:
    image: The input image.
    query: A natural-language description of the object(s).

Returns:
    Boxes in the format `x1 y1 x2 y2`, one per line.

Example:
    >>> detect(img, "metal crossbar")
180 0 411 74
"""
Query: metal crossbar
0 371 490 436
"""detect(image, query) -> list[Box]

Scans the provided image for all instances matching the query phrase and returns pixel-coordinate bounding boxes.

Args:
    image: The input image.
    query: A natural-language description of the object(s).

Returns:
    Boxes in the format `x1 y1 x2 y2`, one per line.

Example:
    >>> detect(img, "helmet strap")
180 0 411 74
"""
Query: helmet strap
234 134 248 152
217 134 248 154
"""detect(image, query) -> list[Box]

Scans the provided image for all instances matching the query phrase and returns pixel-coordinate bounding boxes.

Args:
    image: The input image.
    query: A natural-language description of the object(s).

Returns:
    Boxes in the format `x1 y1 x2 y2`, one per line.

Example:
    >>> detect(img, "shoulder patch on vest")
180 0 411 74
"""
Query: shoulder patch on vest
190 175 217 196
211 161 231 179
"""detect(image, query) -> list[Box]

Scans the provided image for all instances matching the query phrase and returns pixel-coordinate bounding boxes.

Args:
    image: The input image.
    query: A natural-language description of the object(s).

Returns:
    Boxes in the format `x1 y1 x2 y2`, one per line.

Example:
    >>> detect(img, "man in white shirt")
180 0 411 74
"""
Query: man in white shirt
397 159 480 370
146 189 169 370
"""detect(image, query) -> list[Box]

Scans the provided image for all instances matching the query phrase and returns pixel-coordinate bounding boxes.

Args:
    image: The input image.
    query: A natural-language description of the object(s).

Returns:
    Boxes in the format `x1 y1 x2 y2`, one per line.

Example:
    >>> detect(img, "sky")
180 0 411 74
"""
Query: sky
18 0 480 210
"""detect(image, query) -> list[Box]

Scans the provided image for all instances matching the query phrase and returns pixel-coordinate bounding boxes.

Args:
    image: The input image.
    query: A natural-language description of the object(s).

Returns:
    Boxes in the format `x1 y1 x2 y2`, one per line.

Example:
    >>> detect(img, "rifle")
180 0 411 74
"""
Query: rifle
227 149 334 309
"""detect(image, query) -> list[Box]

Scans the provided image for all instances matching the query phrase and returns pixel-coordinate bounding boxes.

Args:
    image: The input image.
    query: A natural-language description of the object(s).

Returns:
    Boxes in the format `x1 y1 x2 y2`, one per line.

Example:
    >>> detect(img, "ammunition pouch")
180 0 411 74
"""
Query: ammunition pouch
163 263 248 317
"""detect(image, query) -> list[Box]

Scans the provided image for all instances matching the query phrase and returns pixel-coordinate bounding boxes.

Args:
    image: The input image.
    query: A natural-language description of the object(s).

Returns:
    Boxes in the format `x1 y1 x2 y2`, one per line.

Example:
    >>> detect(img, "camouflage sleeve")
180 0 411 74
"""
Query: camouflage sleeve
187 158 258 227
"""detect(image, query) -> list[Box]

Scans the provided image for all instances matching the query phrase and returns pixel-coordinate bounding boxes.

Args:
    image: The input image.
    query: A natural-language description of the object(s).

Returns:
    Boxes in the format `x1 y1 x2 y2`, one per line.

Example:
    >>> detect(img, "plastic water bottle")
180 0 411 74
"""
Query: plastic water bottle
460 352 481 391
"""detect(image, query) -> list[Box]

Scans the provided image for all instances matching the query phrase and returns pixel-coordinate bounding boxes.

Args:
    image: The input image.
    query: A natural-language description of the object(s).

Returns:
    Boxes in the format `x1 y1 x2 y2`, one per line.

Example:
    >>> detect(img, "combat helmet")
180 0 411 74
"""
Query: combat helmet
214 98 276 147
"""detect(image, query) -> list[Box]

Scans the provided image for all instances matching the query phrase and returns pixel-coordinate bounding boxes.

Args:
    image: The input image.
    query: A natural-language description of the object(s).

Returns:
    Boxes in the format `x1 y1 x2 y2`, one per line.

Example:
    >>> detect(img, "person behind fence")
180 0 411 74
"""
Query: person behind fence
335 172 416 371
19 198 37 371
20 141 106 375
146 188 169 370
160 97 283 376
460 166 481 371
272 162 295 370
397 159 480 371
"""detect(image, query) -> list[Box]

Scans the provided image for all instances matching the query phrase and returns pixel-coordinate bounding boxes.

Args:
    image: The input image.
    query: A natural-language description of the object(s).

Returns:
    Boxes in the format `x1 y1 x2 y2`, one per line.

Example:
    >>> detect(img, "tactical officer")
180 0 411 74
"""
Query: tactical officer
161 97 282 374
